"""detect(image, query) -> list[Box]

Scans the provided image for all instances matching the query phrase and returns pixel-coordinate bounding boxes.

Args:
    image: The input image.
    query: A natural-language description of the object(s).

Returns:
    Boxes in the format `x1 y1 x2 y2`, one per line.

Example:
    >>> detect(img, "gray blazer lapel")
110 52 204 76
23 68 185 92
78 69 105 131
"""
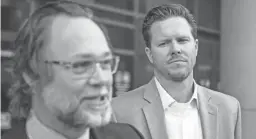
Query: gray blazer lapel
198 86 219 139
142 79 168 139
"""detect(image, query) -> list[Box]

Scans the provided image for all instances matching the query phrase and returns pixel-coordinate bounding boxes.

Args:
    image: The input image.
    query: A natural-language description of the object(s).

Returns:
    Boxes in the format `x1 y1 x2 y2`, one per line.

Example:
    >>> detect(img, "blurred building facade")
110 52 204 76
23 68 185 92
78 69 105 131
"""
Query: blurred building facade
1 0 255 138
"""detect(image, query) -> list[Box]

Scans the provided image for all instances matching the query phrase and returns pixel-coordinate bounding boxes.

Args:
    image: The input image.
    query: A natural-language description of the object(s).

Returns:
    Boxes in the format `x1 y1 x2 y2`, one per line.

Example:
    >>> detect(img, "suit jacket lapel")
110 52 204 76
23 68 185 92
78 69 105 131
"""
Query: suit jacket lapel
198 86 219 139
142 79 168 139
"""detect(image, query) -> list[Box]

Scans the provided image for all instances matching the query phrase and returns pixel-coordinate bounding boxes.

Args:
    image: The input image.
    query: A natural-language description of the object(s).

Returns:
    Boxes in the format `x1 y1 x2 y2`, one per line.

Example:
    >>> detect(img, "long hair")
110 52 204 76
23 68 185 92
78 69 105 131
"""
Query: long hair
8 1 96 120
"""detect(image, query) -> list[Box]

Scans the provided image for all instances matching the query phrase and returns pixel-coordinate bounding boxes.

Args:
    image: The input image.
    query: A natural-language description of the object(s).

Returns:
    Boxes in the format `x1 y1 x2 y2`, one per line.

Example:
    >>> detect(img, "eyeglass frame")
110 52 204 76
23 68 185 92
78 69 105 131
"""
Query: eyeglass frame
44 56 120 77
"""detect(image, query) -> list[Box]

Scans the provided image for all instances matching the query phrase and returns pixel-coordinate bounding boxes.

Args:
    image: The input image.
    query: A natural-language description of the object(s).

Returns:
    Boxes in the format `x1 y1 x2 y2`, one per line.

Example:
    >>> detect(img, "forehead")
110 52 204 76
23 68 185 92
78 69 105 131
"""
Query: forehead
46 15 111 60
150 17 193 40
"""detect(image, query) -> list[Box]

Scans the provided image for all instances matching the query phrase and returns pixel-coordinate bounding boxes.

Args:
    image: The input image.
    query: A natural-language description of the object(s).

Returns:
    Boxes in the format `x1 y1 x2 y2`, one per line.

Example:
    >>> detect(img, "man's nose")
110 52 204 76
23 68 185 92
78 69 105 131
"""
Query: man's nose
88 63 110 86
170 41 182 55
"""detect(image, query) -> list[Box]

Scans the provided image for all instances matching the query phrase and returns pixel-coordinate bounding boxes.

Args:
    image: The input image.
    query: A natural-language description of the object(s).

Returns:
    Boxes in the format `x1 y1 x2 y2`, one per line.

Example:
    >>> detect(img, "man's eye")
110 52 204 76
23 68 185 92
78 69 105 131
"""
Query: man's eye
177 38 189 43
72 61 92 68
101 59 112 65
99 59 113 69
159 42 167 46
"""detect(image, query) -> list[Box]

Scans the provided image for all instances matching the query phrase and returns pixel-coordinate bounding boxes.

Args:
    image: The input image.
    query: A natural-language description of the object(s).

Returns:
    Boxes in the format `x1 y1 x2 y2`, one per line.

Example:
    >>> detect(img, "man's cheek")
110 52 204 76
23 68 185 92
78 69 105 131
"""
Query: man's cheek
42 85 80 115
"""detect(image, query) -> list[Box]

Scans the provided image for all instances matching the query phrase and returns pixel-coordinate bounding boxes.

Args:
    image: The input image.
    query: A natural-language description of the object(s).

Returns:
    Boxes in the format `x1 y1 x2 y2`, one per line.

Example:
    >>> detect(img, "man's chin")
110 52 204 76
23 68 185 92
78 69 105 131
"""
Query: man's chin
86 107 112 128
57 105 112 128
167 71 190 82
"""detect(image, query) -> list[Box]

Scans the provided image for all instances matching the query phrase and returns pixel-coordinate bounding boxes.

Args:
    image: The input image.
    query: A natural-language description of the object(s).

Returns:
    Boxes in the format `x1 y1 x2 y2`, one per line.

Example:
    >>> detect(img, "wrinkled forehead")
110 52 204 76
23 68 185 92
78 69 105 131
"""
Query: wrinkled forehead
45 15 111 60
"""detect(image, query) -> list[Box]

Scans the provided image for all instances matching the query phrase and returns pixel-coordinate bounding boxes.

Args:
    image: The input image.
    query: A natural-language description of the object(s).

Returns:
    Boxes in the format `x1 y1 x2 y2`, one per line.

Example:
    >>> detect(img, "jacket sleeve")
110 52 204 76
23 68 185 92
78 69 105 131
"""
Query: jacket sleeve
235 99 242 139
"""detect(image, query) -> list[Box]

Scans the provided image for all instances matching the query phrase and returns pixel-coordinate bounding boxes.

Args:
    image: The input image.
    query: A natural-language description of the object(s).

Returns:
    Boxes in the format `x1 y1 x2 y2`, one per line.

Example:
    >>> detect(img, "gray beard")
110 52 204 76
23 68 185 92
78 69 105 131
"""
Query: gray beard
57 105 112 129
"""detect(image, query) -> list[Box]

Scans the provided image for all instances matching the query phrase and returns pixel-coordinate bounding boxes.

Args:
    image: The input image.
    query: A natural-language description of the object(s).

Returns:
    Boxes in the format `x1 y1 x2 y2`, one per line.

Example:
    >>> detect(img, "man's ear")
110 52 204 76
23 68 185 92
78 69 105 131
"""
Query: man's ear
22 72 33 86
145 47 153 64
195 39 199 56
22 72 42 94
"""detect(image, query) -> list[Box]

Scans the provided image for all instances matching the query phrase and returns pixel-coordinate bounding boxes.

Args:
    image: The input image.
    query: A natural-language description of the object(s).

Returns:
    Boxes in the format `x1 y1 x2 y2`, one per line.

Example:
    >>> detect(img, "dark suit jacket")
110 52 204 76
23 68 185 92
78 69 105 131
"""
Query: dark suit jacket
112 78 242 139
2 121 144 139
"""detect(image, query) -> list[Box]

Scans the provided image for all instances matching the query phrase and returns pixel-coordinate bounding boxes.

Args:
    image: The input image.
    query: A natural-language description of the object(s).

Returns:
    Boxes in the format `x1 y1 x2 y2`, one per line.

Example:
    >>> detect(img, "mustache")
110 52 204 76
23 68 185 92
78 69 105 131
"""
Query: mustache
167 55 188 63
80 94 110 103
79 87 111 102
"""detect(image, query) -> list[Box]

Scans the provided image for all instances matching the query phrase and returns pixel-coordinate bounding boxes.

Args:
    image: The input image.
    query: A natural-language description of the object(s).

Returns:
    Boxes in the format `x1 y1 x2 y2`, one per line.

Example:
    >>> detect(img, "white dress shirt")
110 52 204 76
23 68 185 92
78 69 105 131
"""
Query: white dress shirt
154 78 203 139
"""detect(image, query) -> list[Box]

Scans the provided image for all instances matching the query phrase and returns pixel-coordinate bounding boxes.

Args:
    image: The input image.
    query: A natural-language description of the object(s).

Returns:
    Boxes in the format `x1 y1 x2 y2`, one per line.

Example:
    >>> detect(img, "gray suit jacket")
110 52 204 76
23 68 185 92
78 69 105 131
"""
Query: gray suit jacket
112 79 241 139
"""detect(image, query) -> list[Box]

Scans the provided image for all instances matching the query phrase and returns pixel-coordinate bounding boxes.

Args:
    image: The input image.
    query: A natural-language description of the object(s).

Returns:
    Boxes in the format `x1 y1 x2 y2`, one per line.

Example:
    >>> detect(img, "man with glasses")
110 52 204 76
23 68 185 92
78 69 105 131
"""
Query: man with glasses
2 1 143 139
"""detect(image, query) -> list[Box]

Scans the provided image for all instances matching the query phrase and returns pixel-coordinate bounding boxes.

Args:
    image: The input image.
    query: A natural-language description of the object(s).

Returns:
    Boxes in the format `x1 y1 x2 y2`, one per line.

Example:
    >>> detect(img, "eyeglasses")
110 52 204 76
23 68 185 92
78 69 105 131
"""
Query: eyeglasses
44 56 120 77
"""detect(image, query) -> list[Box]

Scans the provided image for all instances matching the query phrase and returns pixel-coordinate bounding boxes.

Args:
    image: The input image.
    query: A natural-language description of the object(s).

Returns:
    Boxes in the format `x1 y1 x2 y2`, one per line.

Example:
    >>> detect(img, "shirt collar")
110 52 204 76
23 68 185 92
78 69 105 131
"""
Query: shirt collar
154 77 199 110
26 113 89 139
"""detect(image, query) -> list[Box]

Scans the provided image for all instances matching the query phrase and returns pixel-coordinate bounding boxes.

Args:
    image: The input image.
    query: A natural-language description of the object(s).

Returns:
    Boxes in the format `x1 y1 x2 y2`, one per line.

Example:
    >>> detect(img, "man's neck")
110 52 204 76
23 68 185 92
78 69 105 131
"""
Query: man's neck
32 95 88 139
154 71 194 103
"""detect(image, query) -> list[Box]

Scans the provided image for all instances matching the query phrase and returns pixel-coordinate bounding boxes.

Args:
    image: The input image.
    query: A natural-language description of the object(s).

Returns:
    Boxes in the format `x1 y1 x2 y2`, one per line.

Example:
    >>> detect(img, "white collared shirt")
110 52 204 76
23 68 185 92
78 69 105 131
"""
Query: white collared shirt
154 77 203 139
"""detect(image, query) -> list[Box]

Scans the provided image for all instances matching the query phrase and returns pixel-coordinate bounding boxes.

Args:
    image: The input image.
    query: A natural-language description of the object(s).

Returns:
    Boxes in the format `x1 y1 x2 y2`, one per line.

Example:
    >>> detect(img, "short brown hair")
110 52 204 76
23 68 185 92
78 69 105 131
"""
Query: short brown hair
142 4 197 48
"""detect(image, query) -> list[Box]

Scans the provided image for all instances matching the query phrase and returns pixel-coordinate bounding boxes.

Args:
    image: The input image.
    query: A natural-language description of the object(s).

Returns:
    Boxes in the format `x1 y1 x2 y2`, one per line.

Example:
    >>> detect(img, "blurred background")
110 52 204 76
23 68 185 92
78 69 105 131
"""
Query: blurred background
1 0 255 138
